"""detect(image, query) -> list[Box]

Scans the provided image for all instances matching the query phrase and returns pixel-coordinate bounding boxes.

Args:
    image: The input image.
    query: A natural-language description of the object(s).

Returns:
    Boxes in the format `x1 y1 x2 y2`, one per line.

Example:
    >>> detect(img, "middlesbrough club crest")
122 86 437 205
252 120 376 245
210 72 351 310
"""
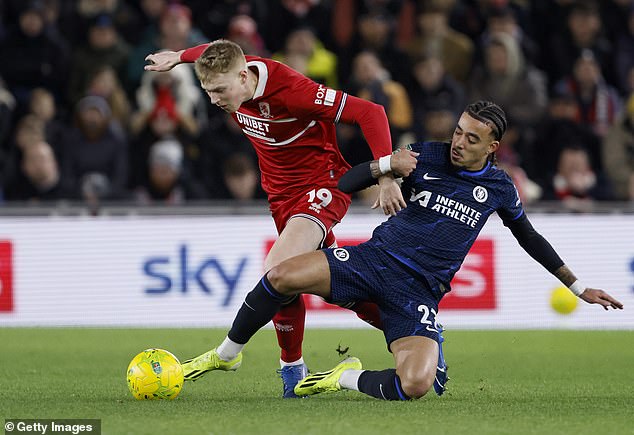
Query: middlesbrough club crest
258 102 273 118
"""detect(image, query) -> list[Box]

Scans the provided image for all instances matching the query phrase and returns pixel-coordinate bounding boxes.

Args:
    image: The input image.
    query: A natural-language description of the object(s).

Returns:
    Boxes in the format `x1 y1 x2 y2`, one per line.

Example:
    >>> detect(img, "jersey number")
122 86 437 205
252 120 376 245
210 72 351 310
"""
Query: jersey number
417 304 439 333
410 190 432 207
307 188 332 210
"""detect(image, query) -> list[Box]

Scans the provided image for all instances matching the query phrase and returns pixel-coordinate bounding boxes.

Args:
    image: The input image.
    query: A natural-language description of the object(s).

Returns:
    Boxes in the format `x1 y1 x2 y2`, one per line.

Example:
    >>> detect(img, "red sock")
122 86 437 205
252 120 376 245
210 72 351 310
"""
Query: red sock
272 295 306 363
349 301 383 330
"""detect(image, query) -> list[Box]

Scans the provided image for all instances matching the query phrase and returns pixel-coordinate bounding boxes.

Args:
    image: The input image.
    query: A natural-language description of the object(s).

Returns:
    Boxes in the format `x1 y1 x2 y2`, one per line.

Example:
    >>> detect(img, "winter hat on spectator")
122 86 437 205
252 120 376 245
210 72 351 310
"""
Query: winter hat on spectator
77 95 112 118
161 3 191 24
149 139 183 172
21 0 46 18
90 13 115 28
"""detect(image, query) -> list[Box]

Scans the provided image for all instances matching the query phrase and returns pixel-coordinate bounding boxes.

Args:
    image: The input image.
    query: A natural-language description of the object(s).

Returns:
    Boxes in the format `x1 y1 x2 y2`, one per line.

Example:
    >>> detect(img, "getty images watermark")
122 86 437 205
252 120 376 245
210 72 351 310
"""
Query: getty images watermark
4 420 100 435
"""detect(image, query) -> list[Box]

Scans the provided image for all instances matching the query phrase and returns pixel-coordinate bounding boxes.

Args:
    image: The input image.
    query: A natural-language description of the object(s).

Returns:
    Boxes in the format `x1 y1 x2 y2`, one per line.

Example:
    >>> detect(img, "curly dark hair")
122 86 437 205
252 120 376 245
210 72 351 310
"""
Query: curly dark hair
466 100 507 141
465 101 507 165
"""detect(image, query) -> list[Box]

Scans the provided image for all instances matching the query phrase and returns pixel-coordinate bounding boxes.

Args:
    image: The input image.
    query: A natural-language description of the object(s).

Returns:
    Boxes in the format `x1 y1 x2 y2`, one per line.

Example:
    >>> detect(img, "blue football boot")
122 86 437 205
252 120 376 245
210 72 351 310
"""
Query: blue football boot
277 363 309 398
433 324 449 396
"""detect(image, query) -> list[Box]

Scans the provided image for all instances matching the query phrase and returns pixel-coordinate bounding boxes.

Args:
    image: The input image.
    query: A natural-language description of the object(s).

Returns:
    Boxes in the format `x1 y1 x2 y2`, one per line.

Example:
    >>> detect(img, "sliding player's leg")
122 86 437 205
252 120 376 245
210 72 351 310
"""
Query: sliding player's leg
182 250 332 382
294 245 441 400
294 336 437 400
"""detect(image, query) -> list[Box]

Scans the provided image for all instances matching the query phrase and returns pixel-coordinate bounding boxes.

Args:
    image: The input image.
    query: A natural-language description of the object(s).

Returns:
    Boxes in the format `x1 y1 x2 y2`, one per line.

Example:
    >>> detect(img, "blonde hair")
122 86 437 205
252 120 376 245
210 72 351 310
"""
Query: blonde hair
194 39 246 83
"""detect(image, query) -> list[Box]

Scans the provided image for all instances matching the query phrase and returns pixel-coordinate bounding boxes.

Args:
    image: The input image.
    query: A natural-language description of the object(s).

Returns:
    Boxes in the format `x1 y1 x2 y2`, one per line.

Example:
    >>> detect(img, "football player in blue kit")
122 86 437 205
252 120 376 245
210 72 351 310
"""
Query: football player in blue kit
181 101 623 400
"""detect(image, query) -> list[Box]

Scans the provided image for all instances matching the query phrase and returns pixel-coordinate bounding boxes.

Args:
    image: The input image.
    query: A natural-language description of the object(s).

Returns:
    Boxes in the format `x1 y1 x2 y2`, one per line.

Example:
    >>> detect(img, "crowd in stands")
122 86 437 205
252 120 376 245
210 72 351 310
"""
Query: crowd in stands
0 0 633 209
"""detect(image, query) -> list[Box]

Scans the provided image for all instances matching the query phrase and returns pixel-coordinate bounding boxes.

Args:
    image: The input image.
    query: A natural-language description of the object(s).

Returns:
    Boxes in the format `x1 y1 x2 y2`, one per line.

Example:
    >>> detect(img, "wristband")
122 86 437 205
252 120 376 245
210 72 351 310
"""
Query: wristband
378 155 392 175
569 280 586 296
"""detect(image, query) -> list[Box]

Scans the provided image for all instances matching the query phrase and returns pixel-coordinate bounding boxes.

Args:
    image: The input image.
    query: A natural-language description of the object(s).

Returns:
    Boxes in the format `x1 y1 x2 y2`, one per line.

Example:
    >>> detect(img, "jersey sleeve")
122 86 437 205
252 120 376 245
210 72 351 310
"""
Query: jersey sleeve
496 174 525 222
180 44 210 63
281 68 346 121
281 66 392 158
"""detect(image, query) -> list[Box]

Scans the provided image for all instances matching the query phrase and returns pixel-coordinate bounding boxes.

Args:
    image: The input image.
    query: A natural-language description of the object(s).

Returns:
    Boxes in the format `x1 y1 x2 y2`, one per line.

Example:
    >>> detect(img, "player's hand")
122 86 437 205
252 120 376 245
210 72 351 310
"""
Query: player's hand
390 149 419 178
144 50 183 71
579 288 624 310
372 176 406 216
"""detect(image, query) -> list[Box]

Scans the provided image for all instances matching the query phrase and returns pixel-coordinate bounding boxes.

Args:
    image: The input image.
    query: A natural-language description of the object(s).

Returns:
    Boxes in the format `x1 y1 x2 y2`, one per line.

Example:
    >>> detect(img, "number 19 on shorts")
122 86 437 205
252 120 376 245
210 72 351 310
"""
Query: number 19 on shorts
307 188 332 211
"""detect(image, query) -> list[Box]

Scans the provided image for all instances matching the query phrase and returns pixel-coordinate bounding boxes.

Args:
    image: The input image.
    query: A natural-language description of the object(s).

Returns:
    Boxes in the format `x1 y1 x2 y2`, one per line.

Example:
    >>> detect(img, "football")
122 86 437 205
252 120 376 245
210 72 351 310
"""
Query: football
126 348 184 400
550 286 579 315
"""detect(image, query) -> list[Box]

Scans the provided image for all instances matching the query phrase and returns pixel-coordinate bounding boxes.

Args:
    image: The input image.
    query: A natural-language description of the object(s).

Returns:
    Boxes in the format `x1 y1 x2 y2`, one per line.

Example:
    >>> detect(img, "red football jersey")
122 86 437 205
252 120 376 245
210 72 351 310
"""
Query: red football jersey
233 56 351 198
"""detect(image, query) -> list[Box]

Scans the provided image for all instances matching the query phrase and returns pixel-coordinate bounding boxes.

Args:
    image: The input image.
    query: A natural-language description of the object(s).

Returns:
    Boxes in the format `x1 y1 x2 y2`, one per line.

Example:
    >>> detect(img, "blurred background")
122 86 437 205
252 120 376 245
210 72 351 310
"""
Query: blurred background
0 0 633 210
0 0 632 329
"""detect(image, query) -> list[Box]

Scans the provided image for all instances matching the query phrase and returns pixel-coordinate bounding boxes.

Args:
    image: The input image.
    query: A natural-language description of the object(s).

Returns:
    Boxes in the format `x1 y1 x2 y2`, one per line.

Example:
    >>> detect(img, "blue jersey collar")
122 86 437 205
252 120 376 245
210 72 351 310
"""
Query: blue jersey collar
457 161 491 177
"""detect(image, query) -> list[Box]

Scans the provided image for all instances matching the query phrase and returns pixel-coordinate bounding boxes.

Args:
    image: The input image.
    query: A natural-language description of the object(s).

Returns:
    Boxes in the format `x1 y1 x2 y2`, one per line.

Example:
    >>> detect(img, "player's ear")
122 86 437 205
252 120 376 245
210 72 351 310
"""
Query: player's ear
239 69 248 83
488 140 500 154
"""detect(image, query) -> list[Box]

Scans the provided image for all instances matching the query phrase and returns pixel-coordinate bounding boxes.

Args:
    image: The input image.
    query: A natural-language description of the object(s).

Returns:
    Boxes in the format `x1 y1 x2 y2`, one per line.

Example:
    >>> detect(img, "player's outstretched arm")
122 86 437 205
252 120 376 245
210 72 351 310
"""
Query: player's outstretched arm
144 43 211 71
553 265 623 310
144 49 184 72
578 287 623 310
506 215 623 310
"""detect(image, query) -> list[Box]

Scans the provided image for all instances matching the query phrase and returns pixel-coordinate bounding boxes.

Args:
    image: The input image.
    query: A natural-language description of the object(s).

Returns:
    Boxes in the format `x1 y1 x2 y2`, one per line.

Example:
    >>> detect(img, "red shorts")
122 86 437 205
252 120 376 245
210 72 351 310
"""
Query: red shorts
269 186 352 248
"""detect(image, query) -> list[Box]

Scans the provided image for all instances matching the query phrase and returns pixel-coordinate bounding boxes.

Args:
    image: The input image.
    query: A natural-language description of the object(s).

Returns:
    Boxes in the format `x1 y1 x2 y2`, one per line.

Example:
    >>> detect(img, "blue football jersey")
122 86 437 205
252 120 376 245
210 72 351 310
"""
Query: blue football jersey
367 141 524 290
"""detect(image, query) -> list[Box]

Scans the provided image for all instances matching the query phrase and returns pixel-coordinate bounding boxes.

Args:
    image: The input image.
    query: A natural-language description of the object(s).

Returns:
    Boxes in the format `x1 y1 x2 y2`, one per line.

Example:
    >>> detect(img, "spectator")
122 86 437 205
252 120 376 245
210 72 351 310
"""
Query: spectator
1 114 46 189
197 113 255 198
60 95 128 200
352 51 413 146
420 108 456 142
132 0 168 48
405 1 474 84
70 0 142 46
126 3 207 93
132 65 203 137
274 26 338 88
27 88 66 158
134 138 206 205
216 152 266 201
262 0 333 53
545 0 615 87
68 13 130 105
0 1 69 107
128 67 204 190
408 53 465 142
602 94 634 200
339 11 410 88
187 0 269 44
468 32 547 136
84 65 131 132
543 145 614 207
3 140 69 201
227 14 268 57
530 87 603 188
477 5 540 68
554 50 623 137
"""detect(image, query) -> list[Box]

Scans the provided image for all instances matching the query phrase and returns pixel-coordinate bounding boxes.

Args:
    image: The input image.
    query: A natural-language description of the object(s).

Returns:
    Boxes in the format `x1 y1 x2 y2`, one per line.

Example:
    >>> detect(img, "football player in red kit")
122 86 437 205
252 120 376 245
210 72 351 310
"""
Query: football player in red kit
145 39 415 397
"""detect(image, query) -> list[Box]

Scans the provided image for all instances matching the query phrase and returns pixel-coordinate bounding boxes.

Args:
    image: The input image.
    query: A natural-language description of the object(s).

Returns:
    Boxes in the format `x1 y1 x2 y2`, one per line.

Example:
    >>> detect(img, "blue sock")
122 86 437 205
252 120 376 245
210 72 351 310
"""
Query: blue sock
358 369 410 401
228 274 291 344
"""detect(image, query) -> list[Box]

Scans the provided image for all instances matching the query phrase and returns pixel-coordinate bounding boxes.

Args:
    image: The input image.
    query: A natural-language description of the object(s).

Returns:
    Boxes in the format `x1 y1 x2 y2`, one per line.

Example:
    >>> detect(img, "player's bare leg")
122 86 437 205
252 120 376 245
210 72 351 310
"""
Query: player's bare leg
391 336 439 398
265 217 326 397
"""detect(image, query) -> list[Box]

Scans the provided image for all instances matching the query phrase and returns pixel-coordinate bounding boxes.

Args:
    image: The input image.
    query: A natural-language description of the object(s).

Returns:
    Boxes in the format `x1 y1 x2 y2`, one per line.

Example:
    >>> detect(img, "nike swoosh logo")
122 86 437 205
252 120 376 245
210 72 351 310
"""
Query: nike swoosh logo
423 173 441 180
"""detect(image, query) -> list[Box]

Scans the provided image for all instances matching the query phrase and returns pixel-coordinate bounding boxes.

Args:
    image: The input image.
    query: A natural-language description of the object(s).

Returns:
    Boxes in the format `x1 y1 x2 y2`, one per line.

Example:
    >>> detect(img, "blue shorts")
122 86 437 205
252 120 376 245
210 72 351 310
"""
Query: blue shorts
324 243 443 349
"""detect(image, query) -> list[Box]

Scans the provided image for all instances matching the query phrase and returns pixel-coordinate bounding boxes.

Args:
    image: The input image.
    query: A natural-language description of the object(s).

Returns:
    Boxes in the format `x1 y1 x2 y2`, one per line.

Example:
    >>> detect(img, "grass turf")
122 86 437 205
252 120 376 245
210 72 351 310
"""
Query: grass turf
0 328 632 435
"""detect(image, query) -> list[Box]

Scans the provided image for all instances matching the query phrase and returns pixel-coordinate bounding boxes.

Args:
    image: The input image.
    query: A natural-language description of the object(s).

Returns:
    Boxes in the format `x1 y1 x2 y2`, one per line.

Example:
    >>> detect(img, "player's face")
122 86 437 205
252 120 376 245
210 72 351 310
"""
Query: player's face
201 68 248 113
450 113 499 170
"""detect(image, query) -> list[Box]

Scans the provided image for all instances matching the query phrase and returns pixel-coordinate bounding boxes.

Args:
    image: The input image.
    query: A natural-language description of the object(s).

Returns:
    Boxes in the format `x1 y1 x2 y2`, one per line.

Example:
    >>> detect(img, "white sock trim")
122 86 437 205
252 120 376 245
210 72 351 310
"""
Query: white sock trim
216 337 244 361
280 357 305 368
339 369 364 391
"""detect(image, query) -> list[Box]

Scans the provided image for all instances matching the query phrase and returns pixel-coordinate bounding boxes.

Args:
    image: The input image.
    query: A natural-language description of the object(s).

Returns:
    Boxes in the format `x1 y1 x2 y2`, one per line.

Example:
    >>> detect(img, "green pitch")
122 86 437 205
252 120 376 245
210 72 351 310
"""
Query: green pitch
1 328 632 435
